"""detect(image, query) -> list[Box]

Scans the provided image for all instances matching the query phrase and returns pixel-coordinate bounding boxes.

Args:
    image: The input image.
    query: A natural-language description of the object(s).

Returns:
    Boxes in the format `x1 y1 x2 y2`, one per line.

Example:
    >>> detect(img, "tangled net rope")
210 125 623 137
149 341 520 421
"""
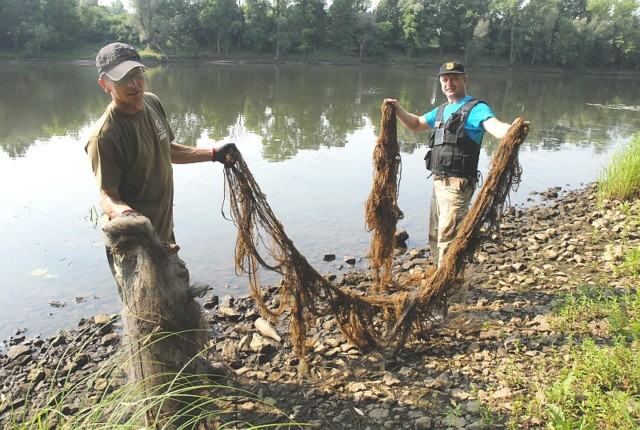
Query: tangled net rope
221 117 529 356
365 102 404 292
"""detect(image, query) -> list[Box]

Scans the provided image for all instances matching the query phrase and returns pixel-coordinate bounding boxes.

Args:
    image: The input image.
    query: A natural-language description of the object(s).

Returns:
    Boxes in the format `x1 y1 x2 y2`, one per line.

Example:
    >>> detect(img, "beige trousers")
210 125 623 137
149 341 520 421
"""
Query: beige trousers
428 176 475 266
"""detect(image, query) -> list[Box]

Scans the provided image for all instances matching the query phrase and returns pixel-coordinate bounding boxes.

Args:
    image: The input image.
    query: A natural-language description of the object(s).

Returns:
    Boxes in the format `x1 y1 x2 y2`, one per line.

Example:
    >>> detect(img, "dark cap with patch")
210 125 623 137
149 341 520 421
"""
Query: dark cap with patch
437 62 466 77
96 42 146 81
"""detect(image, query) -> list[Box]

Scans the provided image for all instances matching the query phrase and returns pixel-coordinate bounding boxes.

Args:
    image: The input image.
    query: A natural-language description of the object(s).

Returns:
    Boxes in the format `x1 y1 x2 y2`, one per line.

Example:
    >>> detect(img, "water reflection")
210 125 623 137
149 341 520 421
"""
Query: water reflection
1 63 639 160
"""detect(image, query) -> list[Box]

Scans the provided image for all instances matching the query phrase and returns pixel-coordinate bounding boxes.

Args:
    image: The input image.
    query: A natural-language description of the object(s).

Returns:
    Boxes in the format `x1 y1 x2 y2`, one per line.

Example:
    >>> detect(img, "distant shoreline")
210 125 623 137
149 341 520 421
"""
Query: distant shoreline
2 54 637 77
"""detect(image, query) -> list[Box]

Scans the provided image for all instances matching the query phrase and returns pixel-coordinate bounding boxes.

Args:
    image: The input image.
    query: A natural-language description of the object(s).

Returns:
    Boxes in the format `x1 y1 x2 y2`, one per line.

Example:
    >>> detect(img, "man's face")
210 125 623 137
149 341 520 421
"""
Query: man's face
439 73 467 101
99 67 146 114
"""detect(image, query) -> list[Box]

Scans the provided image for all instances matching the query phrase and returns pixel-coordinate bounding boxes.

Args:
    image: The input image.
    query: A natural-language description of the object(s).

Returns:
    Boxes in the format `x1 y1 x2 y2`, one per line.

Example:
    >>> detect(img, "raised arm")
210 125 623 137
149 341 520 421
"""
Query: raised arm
170 142 238 164
384 99 431 132
170 143 214 164
482 117 512 140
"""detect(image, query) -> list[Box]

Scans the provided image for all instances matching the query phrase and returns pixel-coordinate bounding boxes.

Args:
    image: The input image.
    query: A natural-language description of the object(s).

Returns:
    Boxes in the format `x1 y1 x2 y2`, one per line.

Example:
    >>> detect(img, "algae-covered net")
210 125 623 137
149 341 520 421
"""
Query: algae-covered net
102 215 209 425
221 114 529 355
221 148 399 355
364 101 403 292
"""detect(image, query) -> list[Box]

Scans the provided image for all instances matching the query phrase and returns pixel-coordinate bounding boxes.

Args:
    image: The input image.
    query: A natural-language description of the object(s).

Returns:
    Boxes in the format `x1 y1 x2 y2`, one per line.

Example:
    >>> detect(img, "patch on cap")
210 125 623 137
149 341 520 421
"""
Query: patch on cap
437 61 466 76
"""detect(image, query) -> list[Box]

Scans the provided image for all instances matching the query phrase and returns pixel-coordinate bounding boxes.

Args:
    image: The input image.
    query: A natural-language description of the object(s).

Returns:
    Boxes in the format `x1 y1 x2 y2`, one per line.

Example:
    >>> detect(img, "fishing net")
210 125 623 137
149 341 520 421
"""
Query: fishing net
223 117 528 355
364 101 404 291
390 118 528 340
222 148 398 355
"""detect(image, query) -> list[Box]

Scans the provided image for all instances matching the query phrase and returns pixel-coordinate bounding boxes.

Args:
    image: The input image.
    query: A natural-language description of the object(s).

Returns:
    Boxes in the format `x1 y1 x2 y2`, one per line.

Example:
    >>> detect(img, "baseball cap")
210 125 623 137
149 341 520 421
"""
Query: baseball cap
96 42 146 81
437 62 466 77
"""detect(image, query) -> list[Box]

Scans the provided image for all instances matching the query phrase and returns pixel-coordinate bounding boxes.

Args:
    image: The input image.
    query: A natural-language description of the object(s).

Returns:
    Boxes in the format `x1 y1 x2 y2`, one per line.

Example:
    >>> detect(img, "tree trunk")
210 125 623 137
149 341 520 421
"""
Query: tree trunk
509 20 516 66
275 23 281 59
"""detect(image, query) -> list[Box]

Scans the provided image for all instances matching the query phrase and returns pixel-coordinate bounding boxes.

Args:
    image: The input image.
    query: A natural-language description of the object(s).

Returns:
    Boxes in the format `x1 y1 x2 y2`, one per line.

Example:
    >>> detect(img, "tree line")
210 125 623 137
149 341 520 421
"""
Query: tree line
1 0 639 70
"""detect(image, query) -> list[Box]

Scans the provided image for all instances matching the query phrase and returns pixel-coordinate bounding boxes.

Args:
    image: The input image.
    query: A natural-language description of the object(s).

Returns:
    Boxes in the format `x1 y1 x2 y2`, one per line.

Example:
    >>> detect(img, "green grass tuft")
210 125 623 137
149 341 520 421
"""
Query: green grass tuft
598 133 640 201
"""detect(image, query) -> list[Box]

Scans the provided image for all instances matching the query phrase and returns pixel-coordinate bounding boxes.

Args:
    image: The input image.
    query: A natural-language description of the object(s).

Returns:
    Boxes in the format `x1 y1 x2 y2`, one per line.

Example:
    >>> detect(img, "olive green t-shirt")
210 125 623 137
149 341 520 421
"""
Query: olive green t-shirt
85 92 176 243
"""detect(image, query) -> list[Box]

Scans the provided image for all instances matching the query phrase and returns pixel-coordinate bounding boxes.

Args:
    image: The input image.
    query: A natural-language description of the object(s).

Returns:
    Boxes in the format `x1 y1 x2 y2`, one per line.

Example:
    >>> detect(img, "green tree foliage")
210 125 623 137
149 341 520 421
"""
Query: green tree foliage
326 0 369 54
357 11 376 57
0 0 39 49
552 17 592 68
374 0 402 51
399 0 437 56
272 0 292 58
489 0 527 65
42 0 82 48
1 0 80 54
368 20 393 55
77 1 121 43
130 0 203 53
400 5 423 55
241 0 273 52
242 0 275 53
289 0 326 54
465 18 490 62
521 0 560 66
433 0 481 55
590 0 640 70
559 0 588 18
0 0 20 48
130 0 161 48
0 0 638 70
583 0 640 70
200 0 243 54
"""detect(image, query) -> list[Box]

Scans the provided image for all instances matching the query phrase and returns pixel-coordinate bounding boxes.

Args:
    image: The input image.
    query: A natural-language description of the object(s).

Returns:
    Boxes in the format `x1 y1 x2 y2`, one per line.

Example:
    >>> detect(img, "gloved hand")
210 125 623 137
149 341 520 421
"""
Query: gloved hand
212 143 237 164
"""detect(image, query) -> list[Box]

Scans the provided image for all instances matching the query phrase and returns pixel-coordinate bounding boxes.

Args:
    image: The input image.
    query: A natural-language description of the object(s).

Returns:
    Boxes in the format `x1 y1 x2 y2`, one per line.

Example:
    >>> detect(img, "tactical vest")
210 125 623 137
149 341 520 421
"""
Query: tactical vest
425 98 481 179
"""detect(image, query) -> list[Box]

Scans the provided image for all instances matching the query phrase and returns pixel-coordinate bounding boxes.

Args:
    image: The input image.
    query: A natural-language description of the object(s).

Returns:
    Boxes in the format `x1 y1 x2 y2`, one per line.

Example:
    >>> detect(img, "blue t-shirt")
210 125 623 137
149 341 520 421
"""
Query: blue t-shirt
424 95 495 144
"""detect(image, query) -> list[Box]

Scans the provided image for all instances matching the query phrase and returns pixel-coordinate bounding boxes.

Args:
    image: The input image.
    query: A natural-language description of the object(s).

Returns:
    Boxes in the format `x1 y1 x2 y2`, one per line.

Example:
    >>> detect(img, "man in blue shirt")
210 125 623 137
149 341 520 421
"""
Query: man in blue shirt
385 62 512 266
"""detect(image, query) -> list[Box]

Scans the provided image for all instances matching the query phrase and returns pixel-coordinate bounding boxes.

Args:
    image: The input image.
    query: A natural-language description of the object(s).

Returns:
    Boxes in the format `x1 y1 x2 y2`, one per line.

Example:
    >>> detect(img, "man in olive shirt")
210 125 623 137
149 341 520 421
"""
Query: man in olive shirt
85 42 234 296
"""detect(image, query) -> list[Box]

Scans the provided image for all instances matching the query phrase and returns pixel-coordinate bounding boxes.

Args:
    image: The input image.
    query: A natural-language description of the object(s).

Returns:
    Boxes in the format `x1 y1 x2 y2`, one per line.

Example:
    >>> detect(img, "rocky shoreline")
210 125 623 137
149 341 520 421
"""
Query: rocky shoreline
2 182 637 429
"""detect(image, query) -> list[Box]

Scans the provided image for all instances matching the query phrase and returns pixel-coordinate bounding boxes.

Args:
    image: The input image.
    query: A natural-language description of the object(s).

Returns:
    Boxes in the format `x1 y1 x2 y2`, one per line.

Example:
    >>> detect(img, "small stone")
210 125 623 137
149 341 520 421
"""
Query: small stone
492 387 512 399
7 345 31 361
218 306 242 319
415 416 433 429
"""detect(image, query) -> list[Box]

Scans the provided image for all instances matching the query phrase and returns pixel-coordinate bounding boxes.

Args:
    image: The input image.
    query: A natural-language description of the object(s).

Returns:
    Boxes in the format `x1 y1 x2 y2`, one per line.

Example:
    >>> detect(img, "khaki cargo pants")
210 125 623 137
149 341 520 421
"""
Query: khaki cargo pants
428 176 475 266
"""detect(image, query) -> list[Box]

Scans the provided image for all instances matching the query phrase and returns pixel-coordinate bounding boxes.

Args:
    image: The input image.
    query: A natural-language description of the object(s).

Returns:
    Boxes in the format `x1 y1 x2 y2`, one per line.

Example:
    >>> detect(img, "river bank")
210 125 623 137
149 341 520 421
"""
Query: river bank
2 182 639 429
3 46 637 78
